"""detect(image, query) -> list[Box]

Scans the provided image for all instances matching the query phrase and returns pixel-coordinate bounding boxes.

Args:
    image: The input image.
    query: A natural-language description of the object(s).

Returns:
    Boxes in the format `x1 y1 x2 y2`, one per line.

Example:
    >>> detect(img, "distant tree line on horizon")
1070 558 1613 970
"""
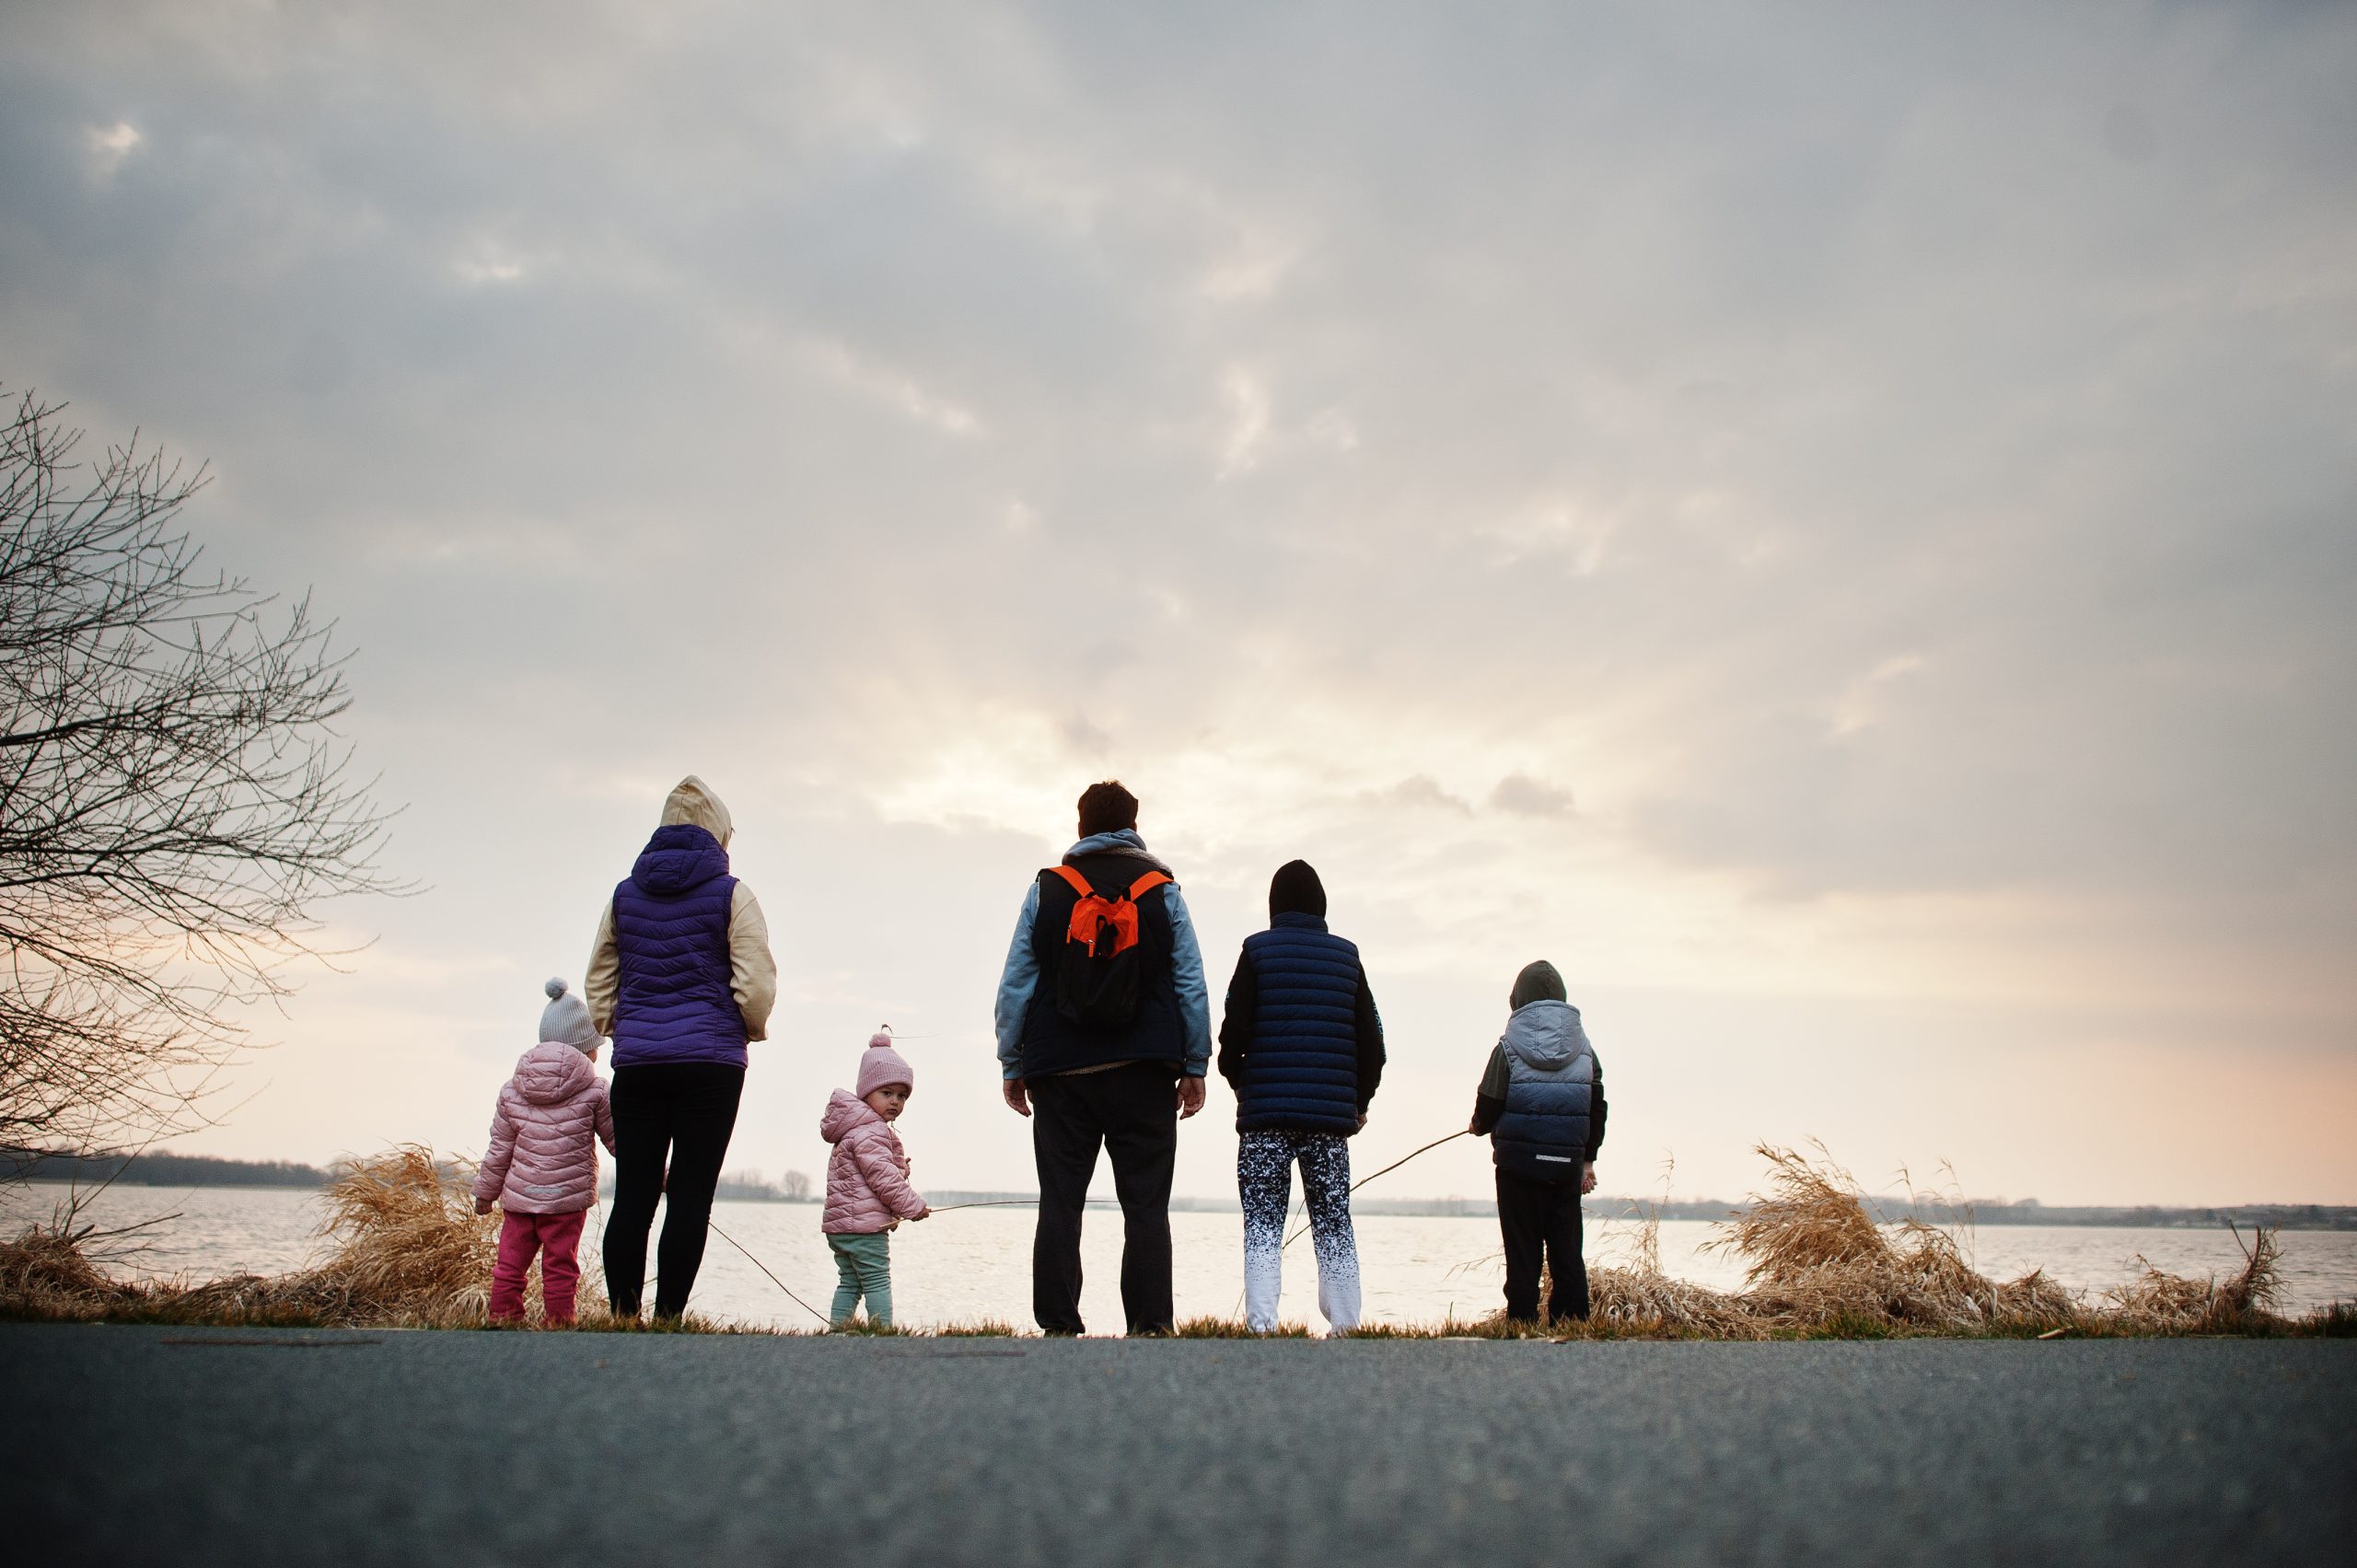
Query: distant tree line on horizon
7 1147 337 1189
8 1147 823 1202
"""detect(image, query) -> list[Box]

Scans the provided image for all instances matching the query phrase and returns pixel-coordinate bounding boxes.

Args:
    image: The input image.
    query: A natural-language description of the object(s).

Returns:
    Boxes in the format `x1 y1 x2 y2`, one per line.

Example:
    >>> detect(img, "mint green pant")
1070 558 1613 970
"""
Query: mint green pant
828 1231 893 1327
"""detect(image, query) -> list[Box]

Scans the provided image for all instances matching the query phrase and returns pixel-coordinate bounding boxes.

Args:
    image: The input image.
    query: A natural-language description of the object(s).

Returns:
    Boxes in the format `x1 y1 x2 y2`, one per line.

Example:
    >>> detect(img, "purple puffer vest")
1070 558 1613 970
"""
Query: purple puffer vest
610 823 746 1068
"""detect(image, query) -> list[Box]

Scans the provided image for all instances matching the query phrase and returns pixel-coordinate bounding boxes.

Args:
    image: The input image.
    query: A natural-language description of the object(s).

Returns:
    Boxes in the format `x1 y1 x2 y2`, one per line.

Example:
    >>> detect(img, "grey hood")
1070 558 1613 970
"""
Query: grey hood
1501 999 1588 1072
1064 829 1174 876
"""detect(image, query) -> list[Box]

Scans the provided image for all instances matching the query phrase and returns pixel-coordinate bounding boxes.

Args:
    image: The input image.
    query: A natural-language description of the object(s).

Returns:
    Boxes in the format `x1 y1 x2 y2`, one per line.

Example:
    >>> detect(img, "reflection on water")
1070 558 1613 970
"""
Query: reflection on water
7 1183 2352 1330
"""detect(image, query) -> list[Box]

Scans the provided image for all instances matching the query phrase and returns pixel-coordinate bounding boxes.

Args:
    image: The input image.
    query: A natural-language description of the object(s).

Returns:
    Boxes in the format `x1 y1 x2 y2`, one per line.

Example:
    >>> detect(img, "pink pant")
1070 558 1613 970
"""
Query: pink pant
490 1209 586 1325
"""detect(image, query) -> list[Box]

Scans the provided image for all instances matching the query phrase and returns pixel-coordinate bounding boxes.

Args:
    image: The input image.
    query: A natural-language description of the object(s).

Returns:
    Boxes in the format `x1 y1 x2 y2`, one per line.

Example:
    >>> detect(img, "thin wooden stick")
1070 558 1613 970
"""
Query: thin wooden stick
708 1221 831 1326
1283 1130 1471 1250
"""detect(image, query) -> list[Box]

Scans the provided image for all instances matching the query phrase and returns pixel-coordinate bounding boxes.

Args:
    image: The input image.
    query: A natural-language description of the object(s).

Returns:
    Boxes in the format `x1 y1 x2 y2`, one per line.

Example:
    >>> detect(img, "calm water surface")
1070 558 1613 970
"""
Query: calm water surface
9 1183 2352 1330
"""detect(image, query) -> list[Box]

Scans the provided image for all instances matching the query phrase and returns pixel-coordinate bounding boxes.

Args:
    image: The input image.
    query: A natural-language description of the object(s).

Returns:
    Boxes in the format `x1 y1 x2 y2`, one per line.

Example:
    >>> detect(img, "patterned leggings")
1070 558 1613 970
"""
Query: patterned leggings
1238 1129 1361 1332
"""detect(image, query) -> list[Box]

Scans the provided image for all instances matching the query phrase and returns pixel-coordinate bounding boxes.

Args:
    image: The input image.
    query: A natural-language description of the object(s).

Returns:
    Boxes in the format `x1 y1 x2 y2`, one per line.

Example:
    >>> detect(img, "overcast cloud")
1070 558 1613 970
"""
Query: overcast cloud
5 1 2352 1206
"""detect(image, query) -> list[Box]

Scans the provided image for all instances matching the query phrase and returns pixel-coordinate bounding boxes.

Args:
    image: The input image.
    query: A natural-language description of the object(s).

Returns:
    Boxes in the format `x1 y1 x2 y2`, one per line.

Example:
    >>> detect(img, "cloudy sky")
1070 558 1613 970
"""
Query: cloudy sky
6 1 2352 1206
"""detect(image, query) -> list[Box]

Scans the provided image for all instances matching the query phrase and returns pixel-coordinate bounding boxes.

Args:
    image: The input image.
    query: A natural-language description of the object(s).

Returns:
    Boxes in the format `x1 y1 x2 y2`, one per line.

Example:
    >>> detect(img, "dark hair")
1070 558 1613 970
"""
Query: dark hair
1076 780 1140 838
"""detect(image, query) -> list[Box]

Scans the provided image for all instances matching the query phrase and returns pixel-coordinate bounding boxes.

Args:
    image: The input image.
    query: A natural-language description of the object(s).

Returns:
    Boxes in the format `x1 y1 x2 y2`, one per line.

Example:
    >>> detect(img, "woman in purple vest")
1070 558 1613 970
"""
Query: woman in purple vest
585 776 778 1320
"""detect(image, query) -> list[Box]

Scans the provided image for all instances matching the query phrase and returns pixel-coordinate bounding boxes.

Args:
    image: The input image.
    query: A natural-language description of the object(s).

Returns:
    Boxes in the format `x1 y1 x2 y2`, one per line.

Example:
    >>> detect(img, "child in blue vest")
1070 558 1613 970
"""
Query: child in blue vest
1217 860 1386 1333
1468 959 1606 1323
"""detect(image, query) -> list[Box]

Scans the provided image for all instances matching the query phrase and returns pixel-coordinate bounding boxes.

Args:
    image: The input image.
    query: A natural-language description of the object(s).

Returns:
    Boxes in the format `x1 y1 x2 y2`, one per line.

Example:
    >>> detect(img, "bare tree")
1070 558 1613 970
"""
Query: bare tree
1 389 402 1167
780 1169 811 1202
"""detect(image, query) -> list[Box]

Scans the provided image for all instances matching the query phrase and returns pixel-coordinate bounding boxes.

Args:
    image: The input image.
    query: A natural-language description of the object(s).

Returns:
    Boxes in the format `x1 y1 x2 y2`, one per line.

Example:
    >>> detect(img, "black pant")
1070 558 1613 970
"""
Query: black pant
1496 1167 1589 1323
604 1063 744 1318
1029 1062 1178 1335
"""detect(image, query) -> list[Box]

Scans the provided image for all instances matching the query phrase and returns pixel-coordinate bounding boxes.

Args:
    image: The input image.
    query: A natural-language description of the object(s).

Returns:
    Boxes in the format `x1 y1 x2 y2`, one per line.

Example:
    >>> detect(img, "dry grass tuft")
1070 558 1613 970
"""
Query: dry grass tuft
1692 1143 2075 1333
1174 1315 1312 1338
2104 1221 2284 1332
1493 1144 2291 1341
0 1146 608 1329
932 1318 1022 1337
0 1211 143 1314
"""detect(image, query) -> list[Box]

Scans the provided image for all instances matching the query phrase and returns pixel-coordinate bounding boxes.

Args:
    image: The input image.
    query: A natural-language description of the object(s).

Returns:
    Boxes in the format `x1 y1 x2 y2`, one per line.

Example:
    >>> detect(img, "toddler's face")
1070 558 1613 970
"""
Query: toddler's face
865 1084 910 1121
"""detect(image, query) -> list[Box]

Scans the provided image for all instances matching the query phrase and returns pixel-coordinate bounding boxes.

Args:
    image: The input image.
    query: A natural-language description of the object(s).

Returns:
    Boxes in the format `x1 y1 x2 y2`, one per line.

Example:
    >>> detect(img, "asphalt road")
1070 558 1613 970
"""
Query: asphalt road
4 1325 2351 1566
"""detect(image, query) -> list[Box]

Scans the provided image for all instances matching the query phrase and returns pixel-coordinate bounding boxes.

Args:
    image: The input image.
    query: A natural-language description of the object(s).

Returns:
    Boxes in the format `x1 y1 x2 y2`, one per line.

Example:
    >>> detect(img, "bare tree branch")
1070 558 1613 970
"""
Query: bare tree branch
0 388 406 1167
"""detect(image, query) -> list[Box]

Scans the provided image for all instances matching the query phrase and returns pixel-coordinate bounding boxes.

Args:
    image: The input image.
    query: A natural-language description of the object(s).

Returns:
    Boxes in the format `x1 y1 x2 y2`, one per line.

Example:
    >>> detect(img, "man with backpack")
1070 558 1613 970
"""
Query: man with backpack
994 780 1211 1335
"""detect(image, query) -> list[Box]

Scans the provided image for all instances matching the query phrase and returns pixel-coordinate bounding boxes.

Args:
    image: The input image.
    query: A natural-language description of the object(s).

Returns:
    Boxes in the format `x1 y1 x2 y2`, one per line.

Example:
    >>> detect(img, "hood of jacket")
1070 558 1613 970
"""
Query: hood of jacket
511 1039 597 1107
1502 999 1586 1072
820 1087 882 1145
1065 829 1173 876
1510 959 1567 1010
631 822 731 897
660 775 734 846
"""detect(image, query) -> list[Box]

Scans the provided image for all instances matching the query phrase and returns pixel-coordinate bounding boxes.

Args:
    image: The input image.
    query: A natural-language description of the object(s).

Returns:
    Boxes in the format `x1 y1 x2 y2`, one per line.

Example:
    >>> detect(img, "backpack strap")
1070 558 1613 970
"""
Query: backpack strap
1047 865 1096 898
1125 871 1173 900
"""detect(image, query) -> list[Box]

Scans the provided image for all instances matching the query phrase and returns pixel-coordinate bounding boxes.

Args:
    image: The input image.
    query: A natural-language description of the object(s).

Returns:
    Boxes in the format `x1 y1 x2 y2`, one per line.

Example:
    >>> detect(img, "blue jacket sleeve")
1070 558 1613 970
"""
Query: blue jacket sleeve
1163 885 1213 1076
993 882 1041 1080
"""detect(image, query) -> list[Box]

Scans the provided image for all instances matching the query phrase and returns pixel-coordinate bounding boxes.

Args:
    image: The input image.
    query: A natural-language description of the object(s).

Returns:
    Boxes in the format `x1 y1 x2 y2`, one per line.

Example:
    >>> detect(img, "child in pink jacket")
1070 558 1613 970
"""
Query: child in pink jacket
472 978 616 1326
819 1031 929 1327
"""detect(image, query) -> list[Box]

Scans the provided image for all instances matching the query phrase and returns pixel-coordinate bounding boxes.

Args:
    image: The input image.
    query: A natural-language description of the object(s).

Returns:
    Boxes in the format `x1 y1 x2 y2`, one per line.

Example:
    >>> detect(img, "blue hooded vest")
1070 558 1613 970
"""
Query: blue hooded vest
1491 1000 1596 1182
610 823 746 1069
1234 913 1364 1135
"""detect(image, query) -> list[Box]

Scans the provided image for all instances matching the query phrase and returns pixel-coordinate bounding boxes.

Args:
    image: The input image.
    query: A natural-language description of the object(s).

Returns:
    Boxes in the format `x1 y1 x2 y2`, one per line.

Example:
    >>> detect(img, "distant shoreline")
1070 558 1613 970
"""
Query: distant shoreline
8 1151 2353 1229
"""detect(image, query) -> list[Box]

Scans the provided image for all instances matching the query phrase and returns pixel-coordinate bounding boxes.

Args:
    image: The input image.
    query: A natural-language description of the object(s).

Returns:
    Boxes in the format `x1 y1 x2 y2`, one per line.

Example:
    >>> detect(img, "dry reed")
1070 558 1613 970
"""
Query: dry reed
0 1145 608 1329
1468 1142 2285 1341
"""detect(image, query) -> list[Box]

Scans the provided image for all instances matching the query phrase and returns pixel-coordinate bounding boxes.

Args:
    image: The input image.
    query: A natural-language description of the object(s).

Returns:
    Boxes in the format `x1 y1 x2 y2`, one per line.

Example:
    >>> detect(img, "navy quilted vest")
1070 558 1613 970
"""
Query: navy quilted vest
1491 1001 1595 1182
610 823 745 1069
1235 913 1363 1135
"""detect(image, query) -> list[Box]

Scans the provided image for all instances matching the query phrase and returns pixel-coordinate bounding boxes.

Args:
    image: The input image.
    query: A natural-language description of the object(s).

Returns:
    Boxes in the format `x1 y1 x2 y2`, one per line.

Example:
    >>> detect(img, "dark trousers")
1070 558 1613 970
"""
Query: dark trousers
1030 1062 1178 1335
1496 1167 1589 1323
604 1062 744 1318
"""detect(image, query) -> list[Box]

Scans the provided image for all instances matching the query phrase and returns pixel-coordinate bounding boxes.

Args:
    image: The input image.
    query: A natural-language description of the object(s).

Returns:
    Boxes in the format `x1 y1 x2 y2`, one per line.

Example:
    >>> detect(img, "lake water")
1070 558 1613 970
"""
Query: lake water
9 1182 2353 1330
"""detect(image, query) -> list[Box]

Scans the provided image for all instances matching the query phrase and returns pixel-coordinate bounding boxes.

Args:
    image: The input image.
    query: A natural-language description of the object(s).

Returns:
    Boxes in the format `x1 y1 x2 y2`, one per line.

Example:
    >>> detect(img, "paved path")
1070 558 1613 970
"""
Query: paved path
4 1325 2351 1565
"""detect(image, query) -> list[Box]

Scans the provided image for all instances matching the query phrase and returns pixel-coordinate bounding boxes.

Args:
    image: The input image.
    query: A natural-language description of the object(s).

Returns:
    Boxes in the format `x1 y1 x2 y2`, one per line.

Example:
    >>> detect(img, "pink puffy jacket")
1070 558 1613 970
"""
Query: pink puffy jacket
472 1041 616 1214
820 1089 925 1234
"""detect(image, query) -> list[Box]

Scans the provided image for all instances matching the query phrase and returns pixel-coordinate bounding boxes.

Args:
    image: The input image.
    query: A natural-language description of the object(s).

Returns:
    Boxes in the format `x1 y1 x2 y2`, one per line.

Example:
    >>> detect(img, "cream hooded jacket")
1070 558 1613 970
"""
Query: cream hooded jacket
585 776 779 1044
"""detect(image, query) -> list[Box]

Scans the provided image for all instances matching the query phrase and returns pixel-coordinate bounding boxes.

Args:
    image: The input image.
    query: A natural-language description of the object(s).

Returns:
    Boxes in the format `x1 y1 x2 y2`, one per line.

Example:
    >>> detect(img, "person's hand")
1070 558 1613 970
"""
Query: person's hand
911 1205 931 1222
1356 1111 1369 1132
1003 1077 1031 1118
473 1198 493 1216
1580 1162 1597 1196
1466 1114 1481 1135
1177 1074 1206 1120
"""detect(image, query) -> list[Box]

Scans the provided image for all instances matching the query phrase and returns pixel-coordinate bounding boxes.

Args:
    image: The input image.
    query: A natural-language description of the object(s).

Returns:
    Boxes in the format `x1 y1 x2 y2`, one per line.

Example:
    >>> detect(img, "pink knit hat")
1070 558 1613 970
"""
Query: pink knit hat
856 1030 914 1098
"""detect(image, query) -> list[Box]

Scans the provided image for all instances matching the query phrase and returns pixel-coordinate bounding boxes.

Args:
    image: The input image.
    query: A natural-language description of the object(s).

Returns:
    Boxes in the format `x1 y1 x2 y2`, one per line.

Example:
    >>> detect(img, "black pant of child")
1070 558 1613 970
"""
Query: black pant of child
1496 1167 1590 1324
604 1062 744 1319
1029 1061 1178 1336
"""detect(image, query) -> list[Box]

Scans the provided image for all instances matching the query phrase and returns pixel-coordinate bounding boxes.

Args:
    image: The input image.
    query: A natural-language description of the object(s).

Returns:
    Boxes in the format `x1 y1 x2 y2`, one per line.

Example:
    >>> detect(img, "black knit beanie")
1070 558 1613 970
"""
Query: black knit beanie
1269 859 1328 920
1511 959 1567 1008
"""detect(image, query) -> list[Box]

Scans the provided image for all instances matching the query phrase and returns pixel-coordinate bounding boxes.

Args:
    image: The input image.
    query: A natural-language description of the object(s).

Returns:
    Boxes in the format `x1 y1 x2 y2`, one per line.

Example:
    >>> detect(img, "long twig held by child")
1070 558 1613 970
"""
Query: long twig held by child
708 1221 831 1326
1280 1130 1470 1250
918 1199 1123 1214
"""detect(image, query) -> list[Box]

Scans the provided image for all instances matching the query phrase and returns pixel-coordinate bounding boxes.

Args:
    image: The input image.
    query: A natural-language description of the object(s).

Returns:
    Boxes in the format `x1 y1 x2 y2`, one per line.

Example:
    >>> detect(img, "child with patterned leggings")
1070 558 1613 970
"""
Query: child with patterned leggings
1217 861 1387 1333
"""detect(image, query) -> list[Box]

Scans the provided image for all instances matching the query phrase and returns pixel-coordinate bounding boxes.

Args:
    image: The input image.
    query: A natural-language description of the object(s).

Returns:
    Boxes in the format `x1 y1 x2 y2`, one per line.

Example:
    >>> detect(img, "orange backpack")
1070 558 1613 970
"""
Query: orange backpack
1045 865 1174 1027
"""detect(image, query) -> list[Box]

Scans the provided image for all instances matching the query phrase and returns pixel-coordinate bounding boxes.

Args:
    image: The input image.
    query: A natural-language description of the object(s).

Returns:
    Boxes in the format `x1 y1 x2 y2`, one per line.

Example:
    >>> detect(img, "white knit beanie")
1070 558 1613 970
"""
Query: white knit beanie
540 977 601 1051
